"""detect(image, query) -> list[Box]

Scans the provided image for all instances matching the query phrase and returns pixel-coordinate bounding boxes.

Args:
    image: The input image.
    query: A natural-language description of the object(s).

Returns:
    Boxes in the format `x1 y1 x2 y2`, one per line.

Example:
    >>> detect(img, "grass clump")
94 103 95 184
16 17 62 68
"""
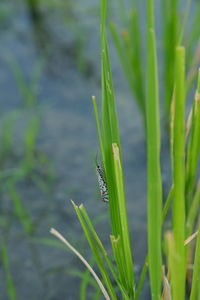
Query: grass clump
110 0 200 126
51 0 200 299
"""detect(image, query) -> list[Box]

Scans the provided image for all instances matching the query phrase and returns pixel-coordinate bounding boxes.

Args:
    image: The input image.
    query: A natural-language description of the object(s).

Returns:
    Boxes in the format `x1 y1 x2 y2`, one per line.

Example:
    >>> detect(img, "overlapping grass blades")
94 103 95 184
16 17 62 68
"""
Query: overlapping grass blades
50 0 200 298
72 202 118 300
186 69 200 211
110 144 134 297
135 185 174 300
109 9 145 123
93 0 135 296
165 59 200 300
111 0 200 126
72 201 130 299
162 0 178 117
54 0 136 297
186 181 200 238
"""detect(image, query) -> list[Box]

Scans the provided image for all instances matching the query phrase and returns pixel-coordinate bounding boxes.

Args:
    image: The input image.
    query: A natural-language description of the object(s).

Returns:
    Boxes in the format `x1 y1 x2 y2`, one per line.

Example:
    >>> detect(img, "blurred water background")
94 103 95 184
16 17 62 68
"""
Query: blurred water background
0 0 198 299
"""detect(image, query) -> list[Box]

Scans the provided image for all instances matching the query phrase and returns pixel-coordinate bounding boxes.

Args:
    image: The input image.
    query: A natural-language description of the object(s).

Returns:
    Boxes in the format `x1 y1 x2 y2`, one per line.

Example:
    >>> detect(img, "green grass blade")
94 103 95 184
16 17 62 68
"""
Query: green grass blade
129 10 145 115
135 256 148 300
100 0 126 244
172 46 186 300
0 111 20 158
186 69 200 207
109 23 136 103
78 205 118 275
110 235 130 300
7 56 35 107
186 180 200 237
162 0 178 116
80 265 95 300
109 22 129 73
178 0 192 45
7 181 33 235
135 184 174 299
93 0 136 297
79 204 129 298
112 143 135 297
72 201 117 300
146 0 162 296
164 231 176 299
109 10 145 122
186 4 200 73
91 96 105 165
162 185 174 221
189 224 200 300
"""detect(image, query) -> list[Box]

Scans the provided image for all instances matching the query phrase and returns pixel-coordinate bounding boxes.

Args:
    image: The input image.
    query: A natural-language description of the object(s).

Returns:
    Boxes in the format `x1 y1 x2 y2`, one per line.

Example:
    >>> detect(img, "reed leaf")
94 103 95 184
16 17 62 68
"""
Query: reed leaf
190 223 200 300
186 69 200 210
146 1 162 298
172 46 186 300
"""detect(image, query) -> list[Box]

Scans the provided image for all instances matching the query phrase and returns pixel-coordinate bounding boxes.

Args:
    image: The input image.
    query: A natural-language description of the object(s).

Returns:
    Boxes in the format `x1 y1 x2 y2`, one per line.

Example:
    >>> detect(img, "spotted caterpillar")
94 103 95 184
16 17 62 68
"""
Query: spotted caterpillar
96 163 109 203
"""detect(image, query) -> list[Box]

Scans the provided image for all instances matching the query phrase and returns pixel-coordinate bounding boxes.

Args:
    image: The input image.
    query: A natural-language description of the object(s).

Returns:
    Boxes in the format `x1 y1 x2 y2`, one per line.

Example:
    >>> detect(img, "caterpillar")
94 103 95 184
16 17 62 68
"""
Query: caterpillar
96 163 109 203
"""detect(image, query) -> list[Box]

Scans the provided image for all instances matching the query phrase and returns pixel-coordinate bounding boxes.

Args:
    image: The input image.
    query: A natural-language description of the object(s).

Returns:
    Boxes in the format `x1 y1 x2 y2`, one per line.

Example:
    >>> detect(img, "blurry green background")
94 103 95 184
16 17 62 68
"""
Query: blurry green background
0 1 149 299
1 0 200 298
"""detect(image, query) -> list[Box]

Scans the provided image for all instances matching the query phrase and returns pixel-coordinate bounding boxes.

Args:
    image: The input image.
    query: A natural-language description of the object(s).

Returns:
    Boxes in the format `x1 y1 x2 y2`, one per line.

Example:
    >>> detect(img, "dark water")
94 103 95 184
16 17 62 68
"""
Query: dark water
0 1 197 299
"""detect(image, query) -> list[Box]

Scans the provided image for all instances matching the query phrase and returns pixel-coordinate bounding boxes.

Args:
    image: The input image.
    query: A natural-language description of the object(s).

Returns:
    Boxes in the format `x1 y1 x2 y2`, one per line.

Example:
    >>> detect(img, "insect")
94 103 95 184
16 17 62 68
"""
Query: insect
96 162 109 203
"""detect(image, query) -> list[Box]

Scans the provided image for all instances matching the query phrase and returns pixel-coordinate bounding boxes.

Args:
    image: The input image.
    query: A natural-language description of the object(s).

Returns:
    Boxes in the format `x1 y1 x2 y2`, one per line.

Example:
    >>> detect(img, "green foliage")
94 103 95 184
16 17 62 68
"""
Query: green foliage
92 0 135 297
109 10 145 124
110 0 200 126
0 111 20 161
7 180 33 235
49 0 200 298
7 55 44 108
186 70 200 210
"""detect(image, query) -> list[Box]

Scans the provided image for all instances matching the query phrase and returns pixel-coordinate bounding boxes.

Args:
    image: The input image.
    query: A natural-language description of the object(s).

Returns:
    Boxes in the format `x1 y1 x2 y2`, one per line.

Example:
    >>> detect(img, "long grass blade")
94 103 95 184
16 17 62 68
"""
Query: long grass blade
186 180 200 237
190 224 200 300
186 69 200 208
135 185 174 299
146 1 162 298
112 143 135 297
162 0 178 116
92 96 105 165
7 181 33 235
172 46 186 300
